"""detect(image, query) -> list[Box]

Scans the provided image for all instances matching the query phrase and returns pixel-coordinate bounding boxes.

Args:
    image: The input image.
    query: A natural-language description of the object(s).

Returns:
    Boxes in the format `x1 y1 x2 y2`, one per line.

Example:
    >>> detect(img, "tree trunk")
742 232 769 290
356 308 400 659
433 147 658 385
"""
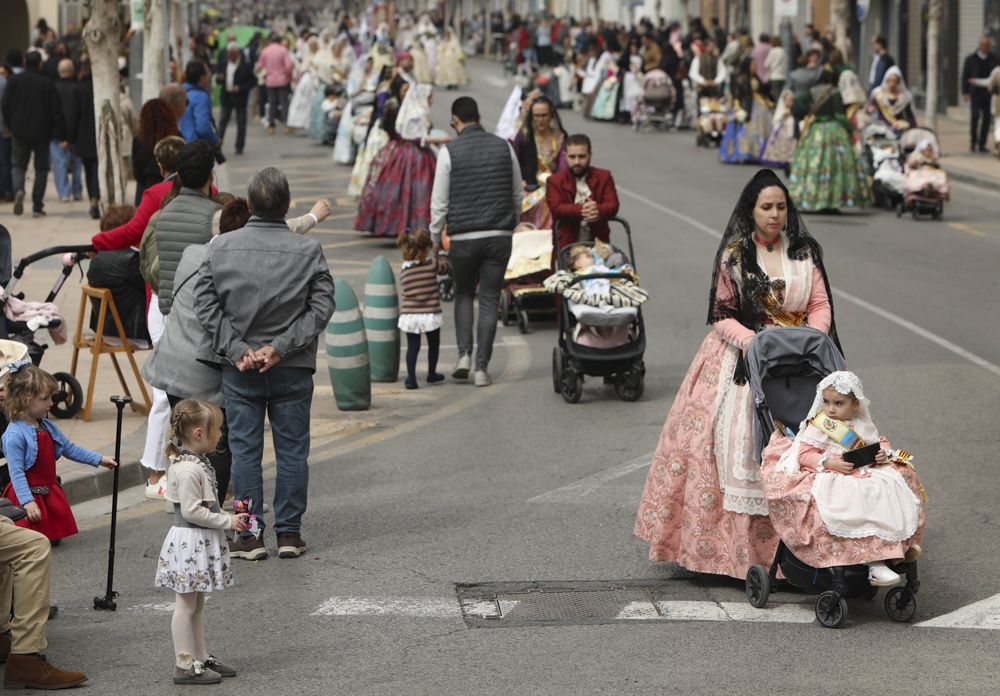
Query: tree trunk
925 0 942 131
831 0 851 57
141 0 166 102
590 0 600 27
85 0 127 208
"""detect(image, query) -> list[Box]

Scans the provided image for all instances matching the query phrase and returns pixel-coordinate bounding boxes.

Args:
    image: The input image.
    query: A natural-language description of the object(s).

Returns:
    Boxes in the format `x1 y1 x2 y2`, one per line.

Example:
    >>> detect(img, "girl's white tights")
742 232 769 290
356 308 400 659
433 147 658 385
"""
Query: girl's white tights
172 591 208 667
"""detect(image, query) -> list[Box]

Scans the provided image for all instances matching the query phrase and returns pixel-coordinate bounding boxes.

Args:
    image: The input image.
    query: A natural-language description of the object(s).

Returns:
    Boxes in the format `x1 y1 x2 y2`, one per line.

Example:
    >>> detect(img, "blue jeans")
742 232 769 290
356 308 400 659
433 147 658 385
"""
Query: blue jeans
221 365 314 535
48 141 82 200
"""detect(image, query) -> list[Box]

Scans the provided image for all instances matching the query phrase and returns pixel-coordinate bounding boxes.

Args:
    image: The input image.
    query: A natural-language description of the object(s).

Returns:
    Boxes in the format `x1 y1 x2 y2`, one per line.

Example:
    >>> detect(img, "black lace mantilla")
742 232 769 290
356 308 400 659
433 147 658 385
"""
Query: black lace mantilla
707 169 842 378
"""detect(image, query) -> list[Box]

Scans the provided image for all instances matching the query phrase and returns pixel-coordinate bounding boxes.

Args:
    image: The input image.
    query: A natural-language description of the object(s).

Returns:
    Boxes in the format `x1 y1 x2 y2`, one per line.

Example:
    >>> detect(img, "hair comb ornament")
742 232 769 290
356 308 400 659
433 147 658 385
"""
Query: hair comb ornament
7 357 32 374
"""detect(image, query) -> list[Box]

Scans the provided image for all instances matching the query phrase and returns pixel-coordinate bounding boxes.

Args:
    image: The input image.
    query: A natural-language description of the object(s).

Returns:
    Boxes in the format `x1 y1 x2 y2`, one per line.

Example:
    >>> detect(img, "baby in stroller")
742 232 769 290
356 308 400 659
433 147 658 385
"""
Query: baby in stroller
763 371 925 587
904 139 949 201
544 241 647 348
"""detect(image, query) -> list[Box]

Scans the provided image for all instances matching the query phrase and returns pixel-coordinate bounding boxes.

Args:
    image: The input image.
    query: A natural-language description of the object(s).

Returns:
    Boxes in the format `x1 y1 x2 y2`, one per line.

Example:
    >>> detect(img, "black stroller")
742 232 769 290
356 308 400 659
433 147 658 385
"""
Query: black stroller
551 217 645 404
742 326 920 628
0 226 92 419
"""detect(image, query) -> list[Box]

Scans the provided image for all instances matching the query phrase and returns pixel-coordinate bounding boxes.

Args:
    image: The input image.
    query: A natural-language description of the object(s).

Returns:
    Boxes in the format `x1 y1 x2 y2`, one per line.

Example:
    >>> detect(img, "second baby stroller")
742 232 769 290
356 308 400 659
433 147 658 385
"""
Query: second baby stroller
897 128 948 220
632 69 676 132
500 224 556 333
549 217 645 404
742 326 920 629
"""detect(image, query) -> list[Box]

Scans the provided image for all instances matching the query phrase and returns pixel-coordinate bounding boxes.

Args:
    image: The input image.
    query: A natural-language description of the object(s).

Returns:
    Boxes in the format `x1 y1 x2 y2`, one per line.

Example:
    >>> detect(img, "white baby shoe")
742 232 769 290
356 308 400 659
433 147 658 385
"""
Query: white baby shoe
868 561 902 587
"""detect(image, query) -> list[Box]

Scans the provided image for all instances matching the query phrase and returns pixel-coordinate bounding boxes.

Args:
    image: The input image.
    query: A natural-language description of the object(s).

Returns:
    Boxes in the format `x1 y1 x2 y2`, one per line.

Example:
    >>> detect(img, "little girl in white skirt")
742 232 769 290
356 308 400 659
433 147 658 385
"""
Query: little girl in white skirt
155 399 249 685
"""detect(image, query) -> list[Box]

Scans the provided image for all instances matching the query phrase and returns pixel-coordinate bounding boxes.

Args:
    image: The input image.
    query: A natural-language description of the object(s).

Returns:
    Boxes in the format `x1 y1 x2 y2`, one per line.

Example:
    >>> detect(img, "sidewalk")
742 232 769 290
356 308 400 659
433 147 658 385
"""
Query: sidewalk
934 108 1000 190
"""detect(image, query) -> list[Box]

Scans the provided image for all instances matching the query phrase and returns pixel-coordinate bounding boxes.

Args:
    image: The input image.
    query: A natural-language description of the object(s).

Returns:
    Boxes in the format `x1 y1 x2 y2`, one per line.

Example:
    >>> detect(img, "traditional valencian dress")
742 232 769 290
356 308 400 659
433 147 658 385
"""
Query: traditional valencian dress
635 170 839 580
720 59 773 164
354 84 437 237
788 69 872 212
759 90 797 171
760 372 925 568
868 66 917 136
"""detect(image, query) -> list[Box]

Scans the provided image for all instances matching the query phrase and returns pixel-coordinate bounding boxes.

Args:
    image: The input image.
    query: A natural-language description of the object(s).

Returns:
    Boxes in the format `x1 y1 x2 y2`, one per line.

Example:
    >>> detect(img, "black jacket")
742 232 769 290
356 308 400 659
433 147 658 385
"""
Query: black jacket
53 76 78 131
215 54 256 105
962 51 999 97
0 67 66 143
131 137 162 206
67 77 96 159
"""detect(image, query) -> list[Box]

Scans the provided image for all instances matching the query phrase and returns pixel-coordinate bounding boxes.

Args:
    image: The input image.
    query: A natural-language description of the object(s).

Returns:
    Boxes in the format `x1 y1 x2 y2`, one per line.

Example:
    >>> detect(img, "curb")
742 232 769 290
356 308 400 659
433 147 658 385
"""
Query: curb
941 164 1000 192
61 459 145 506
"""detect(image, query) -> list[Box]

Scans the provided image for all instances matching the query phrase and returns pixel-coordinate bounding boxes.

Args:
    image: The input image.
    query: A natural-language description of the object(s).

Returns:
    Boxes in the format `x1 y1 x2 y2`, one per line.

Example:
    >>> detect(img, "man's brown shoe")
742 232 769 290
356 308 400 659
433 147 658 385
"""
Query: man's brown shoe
0 632 10 663
4 653 87 689
276 532 306 559
229 535 267 561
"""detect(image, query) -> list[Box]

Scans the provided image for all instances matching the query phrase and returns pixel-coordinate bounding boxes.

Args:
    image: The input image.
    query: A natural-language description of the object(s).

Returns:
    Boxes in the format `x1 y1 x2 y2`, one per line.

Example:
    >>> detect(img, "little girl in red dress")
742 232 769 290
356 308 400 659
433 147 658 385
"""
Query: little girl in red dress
1 362 117 542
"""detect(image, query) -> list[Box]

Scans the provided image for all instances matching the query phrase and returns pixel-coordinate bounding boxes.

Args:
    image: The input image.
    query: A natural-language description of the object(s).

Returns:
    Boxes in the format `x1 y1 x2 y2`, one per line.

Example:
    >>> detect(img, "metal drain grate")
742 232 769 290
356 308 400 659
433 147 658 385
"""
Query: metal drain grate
456 580 672 628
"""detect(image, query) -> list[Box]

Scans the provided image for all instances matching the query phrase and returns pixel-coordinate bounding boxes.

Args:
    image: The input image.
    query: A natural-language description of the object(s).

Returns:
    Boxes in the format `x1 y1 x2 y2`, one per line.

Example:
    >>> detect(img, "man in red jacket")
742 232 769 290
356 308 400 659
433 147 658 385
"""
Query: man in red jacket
545 133 620 251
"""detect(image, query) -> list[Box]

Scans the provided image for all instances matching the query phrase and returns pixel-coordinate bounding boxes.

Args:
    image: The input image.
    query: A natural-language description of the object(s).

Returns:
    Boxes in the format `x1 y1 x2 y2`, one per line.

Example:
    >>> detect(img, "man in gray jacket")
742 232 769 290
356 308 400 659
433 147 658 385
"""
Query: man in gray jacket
195 167 334 561
430 97 522 387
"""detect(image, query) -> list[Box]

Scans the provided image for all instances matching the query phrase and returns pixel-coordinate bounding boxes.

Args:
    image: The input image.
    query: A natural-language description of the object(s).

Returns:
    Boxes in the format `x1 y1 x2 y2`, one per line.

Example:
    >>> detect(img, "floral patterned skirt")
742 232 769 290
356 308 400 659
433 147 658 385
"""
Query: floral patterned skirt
761 434 925 568
354 139 436 238
634 332 780 580
788 121 872 211
155 527 234 593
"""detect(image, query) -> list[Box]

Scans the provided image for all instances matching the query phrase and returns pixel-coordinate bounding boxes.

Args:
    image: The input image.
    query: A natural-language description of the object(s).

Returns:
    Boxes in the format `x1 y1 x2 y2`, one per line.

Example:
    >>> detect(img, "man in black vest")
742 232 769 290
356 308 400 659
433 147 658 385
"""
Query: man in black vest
962 35 999 153
431 97 522 387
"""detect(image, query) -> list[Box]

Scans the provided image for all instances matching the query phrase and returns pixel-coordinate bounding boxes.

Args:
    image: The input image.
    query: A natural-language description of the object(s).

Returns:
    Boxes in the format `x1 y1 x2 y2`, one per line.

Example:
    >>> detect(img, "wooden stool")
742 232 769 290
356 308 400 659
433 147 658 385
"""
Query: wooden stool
70 286 152 421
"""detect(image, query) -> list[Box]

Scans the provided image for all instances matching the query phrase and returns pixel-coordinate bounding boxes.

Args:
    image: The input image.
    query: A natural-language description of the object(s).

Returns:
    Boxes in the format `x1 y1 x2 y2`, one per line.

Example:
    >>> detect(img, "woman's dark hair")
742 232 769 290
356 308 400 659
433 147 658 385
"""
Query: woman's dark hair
184 59 208 85
381 99 400 139
518 96 567 187
138 98 180 152
707 169 840 376
219 197 251 233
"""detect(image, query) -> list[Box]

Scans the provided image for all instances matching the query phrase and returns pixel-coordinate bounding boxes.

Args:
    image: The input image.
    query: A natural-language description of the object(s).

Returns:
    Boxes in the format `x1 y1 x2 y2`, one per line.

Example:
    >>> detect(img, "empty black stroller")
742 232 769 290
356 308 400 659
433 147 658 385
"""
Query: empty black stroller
550 217 645 404
742 326 920 628
0 226 92 419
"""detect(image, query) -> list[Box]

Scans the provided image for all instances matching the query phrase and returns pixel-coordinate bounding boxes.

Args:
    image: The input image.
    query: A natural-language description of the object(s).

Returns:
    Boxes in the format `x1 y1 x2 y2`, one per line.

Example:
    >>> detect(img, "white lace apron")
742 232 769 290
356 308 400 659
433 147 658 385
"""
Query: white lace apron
714 245 815 515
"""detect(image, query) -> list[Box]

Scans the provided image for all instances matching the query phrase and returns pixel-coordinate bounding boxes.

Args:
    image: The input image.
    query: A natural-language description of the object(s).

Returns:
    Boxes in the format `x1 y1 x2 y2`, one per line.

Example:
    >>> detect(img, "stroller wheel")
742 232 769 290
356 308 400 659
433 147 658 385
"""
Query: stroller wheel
745 565 770 608
932 203 943 220
884 586 917 623
49 372 83 420
896 202 904 218
614 370 644 402
516 309 529 334
551 346 564 394
499 291 511 326
560 369 582 404
439 278 455 302
815 591 848 629
912 206 919 220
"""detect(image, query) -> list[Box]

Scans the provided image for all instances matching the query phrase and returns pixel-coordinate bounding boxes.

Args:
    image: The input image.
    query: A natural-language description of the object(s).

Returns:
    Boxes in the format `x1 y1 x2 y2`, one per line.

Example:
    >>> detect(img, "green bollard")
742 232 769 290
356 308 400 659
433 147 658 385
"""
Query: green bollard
326 279 371 411
362 255 400 382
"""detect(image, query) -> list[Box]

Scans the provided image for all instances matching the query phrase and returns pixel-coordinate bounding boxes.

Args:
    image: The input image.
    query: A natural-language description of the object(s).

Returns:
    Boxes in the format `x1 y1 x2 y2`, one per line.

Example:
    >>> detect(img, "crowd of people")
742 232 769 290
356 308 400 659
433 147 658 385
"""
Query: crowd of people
483 17 990 215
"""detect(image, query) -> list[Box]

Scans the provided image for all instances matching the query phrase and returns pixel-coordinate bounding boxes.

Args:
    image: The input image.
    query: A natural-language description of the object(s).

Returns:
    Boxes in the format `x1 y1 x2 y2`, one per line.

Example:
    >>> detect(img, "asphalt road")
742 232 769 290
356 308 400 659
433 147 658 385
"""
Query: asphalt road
48 59 1000 695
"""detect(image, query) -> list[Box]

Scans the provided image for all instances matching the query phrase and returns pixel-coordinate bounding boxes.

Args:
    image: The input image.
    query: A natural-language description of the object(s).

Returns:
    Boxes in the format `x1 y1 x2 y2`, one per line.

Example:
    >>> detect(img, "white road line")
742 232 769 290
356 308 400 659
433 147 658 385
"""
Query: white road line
310 595 819 625
527 452 653 503
618 186 1000 379
311 596 458 618
914 593 1000 629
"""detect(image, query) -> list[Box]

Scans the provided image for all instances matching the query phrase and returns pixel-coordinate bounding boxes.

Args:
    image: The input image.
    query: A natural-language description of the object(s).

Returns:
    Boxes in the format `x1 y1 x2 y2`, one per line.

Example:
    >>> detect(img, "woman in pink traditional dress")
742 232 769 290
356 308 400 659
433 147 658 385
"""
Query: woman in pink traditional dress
634 169 841 580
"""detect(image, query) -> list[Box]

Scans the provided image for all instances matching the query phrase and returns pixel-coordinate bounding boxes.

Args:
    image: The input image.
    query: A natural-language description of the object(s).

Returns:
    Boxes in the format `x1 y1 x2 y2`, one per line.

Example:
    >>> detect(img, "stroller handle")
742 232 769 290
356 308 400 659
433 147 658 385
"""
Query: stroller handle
12 245 96 279
552 216 637 273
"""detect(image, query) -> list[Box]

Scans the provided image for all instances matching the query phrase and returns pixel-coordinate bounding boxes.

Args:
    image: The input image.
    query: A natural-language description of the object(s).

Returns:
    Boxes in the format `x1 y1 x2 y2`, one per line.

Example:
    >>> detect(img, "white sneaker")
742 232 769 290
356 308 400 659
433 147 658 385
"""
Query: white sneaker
452 354 471 380
868 561 902 586
145 479 166 500
474 369 491 387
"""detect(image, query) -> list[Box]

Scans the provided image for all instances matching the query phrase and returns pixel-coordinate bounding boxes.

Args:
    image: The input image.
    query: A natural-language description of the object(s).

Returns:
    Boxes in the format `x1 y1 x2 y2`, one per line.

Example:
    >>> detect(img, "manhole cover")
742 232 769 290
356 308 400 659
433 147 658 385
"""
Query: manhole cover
457 580 672 628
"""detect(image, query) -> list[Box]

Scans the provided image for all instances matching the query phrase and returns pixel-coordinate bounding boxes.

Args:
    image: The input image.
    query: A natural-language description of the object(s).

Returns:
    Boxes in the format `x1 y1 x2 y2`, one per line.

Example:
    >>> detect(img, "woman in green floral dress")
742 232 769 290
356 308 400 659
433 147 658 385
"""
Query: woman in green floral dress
788 66 872 212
